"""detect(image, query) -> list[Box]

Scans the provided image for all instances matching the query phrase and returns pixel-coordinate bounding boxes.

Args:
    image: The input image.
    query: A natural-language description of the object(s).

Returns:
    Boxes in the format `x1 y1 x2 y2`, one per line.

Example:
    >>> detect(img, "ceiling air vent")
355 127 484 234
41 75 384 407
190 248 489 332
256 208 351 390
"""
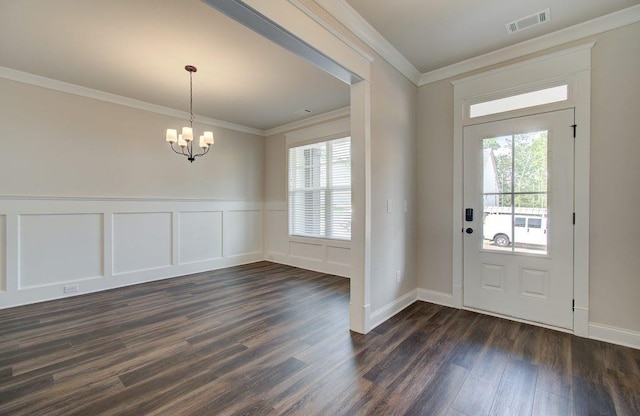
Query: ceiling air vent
506 9 550 34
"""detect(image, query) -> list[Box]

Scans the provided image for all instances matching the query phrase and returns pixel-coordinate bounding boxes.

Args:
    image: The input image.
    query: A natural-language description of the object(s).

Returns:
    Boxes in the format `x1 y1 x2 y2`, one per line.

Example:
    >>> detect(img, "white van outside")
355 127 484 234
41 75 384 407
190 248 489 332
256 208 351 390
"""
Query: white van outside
483 208 547 247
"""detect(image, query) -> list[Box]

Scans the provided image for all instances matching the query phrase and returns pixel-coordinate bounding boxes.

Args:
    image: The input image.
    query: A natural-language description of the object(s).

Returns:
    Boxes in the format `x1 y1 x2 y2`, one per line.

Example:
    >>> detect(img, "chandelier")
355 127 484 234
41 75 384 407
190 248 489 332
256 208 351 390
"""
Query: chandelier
165 65 214 163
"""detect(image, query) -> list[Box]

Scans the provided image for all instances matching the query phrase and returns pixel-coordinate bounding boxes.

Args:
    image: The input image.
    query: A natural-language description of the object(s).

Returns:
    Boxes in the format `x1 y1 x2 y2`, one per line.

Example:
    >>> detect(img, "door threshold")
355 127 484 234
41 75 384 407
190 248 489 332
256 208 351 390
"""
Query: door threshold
462 305 574 335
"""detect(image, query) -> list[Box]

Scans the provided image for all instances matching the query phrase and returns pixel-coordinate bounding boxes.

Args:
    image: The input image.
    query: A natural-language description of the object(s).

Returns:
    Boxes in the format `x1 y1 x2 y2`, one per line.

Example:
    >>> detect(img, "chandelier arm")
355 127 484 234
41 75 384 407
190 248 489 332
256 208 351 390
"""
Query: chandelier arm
193 145 212 158
188 142 195 158
170 142 185 155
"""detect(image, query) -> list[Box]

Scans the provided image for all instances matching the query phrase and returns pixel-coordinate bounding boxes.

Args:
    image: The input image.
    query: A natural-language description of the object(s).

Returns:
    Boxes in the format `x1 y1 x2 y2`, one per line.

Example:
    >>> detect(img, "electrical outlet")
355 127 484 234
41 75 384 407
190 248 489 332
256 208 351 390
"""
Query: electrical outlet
404 200 408 212
396 270 401 284
387 199 392 213
63 284 79 294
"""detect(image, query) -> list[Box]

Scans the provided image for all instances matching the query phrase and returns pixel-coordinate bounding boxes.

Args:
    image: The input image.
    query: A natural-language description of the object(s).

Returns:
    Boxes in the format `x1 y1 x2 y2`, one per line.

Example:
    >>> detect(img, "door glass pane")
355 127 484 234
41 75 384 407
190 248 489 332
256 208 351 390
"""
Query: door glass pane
514 131 547 193
482 133 548 255
484 136 512 193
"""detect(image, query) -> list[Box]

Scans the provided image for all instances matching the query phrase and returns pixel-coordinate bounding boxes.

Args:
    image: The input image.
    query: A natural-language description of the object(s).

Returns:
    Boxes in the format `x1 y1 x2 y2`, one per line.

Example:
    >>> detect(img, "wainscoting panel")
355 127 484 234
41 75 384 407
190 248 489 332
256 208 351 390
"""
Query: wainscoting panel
0 198 264 309
19 213 103 288
265 201 351 277
327 245 350 267
0 215 5 292
290 241 324 261
265 209 288 255
179 211 223 265
226 210 263 257
113 212 172 275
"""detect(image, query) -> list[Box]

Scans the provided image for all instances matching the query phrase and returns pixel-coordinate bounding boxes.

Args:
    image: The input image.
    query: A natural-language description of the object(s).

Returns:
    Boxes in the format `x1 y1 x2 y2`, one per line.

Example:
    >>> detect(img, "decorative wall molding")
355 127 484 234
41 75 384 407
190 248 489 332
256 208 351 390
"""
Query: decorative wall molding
0 198 264 309
0 195 263 203
420 5 640 85
417 288 454 308
265 201 351 277
589 322 640 351
370 289 417 330
285 117 350 145
0 66 265 136
0 65 355 140
287 0 374 66
265 107 350 137
313 0 421 85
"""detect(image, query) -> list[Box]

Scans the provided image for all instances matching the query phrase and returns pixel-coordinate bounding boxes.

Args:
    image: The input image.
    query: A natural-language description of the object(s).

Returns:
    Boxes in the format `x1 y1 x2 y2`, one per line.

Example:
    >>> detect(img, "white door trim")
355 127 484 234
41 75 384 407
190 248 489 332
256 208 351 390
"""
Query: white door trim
452 43 593 336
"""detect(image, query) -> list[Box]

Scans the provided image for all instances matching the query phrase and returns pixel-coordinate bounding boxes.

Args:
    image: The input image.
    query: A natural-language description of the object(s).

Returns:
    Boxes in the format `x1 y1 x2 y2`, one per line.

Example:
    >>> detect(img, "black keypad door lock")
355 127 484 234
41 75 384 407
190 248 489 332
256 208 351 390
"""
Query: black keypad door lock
465 208 473 222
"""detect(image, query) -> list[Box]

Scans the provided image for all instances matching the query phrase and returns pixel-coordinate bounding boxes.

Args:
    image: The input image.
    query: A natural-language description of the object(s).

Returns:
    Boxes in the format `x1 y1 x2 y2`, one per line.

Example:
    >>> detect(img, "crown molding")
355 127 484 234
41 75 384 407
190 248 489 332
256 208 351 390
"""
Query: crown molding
287 0 374 65
419 4 640 86
265 106 350 137
451 42 595 89
0 66 266 136
314 0 421 85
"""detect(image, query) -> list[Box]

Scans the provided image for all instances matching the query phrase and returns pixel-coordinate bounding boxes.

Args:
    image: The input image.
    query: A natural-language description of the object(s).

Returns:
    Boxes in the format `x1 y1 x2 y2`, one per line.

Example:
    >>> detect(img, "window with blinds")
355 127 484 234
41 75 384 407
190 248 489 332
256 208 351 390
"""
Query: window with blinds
288 136 351 240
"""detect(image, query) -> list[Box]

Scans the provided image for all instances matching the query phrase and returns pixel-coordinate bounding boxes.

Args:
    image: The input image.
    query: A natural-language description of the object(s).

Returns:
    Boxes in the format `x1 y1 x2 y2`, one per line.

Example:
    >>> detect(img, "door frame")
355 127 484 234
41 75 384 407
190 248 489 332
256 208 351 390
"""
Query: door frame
452 43 594 336
462 109 576 330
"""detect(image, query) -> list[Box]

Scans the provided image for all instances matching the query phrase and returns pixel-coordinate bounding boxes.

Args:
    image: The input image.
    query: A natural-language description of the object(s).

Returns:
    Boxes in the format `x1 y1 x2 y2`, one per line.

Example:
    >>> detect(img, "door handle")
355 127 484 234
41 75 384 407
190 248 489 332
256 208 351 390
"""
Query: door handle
465 228 473 234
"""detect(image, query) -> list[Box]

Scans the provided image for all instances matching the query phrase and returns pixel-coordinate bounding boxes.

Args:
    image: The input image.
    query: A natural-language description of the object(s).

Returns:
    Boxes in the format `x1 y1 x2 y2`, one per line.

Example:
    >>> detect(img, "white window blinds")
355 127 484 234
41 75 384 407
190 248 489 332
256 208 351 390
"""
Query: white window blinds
288 136 351 240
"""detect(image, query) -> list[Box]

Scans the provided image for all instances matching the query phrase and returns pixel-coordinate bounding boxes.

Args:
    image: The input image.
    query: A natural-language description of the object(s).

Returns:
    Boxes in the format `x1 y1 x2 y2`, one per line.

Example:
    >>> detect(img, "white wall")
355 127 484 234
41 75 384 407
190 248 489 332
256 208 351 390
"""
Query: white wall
0 79 264 308
589 22 640 334
368 56 418 317
0 79 263 200
417 23 640 340
264 116 352 277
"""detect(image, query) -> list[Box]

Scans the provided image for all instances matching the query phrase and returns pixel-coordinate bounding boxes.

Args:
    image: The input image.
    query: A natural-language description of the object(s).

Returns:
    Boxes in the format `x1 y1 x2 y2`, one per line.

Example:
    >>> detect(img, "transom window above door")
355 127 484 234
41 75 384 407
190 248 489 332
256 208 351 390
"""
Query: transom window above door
469 84 568 119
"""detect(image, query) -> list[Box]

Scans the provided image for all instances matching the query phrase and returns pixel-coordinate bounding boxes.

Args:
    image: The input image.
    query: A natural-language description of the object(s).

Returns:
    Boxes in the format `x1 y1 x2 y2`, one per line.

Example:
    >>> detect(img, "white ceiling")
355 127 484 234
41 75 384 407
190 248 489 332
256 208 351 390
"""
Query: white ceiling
2 1 638 133
0 0 350 131
343 0 639 73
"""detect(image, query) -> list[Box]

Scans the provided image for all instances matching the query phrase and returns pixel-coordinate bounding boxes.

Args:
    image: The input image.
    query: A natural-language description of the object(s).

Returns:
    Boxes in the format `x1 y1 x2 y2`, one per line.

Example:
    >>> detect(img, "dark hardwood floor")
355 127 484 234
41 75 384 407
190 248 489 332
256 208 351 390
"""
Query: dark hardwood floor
0 261 638 415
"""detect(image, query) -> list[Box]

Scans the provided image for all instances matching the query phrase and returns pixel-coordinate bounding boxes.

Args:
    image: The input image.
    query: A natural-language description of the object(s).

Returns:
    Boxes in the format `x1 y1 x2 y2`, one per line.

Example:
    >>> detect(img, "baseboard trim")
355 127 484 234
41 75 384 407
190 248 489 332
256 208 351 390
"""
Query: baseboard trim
369 289 418 330
589 322 640 350
267 252 350 278
417 288 454 308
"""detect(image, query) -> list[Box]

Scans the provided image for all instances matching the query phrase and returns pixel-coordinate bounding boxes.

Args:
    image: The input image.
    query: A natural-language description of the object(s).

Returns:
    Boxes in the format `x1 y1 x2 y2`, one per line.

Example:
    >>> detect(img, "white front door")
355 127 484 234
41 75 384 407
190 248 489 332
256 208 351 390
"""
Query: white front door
463 109 574 329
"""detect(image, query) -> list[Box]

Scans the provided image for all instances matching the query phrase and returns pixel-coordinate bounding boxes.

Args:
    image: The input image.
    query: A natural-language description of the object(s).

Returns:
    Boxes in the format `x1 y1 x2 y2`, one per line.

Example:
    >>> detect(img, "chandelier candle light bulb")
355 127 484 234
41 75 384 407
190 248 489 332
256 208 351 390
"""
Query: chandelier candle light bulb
165 65 214 163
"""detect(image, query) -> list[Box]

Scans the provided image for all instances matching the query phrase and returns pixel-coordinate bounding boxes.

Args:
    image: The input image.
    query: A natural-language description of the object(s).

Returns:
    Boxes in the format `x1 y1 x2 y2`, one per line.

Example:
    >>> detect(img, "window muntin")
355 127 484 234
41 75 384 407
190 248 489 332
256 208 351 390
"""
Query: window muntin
288 137 351 240
470 85 568 119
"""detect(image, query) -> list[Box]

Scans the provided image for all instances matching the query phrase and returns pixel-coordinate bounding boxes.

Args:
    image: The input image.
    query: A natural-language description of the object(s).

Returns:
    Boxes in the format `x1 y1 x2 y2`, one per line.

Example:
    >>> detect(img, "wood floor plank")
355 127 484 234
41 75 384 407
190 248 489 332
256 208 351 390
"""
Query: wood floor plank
402 363 469 416
450 329 512 416
532 389 570 416
605 368 640 416
489 358 538 416
0 261 638 415
573 375 617 416
535 328 572 398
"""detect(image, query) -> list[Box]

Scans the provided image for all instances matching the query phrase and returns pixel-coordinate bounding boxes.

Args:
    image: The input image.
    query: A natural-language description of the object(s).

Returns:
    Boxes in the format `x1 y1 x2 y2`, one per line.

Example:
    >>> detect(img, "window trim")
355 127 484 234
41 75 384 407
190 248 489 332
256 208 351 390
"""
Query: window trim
286 118 351 242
